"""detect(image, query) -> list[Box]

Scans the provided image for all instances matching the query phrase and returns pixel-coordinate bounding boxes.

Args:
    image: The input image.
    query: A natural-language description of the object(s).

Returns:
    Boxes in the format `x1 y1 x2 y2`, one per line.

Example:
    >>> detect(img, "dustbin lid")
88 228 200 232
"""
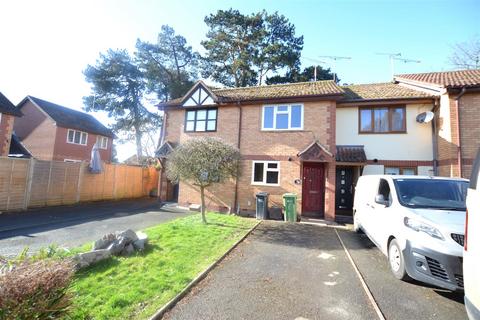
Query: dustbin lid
283 193 297 198
256 192 269 197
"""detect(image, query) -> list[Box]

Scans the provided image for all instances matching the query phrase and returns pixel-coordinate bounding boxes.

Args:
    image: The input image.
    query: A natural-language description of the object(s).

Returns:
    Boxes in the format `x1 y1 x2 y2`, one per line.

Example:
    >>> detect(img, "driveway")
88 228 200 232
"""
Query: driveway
164 221 467 320
0 199 189 257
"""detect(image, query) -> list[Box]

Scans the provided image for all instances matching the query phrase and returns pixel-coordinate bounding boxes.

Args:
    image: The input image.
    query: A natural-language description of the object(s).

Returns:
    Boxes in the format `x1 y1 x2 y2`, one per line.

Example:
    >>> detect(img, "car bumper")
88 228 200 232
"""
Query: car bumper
403 240 463 291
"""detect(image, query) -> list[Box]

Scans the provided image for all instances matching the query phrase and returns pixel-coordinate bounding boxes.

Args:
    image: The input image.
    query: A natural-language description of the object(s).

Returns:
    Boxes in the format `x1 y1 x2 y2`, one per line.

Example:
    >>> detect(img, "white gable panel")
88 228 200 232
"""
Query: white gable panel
183 97 198 107
202 96 215 105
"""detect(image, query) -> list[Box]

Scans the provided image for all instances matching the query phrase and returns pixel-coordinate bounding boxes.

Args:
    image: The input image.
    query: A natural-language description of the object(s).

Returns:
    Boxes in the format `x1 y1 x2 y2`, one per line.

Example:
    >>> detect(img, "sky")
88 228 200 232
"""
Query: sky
1 0 479 161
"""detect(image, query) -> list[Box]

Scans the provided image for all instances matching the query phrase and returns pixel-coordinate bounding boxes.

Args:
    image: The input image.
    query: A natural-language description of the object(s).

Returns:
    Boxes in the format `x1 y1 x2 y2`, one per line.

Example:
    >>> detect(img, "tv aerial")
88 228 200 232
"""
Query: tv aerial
318 55 352 82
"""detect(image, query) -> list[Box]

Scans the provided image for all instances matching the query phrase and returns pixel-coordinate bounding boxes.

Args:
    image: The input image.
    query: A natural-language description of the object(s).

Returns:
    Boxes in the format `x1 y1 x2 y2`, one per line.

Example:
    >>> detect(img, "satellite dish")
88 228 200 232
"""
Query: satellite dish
416 111 434 123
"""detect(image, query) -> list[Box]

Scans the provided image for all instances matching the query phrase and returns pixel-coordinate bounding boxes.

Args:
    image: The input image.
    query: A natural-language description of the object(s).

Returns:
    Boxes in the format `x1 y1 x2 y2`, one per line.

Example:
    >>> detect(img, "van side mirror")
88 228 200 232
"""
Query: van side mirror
375 194 388 206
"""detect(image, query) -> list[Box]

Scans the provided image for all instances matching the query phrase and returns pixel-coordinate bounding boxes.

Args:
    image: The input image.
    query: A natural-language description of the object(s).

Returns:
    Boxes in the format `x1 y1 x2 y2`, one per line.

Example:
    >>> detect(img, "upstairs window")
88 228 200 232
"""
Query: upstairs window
96 136 108 149
251 161 280 185
359 106 406 133
185 108 217 132
262 104 303 130
67 129 88 145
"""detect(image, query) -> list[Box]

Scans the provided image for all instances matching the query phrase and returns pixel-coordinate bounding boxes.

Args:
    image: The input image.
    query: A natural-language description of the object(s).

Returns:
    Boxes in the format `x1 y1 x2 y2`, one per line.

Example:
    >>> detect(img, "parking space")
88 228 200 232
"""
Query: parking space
165 221 467 320
337 229 467 320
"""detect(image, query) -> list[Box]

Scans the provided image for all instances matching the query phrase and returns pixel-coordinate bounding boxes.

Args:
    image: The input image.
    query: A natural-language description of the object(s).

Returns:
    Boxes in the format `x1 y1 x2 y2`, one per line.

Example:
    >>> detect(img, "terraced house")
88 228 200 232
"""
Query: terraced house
157 69 480 221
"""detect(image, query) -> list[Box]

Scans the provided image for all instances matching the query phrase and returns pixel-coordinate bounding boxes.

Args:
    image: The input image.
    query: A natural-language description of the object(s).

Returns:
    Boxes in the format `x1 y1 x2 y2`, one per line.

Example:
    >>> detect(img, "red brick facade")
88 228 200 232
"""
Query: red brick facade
161 100 337 220
13 99 112 162
435 91 480 178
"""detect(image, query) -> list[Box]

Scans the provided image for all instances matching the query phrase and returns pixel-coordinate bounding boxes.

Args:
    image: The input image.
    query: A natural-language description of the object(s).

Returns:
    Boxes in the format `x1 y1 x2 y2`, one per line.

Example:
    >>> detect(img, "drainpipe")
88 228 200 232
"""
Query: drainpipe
454 87 467 178
431 98 440 176
234 102 242 214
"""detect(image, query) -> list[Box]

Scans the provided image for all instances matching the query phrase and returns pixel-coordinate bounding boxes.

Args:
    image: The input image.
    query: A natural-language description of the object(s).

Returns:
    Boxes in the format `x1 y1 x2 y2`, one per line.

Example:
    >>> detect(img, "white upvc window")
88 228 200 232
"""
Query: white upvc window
262 104 303 131
64 159 82 163
67 129 88 145
96 136 108 149
251 161 280 186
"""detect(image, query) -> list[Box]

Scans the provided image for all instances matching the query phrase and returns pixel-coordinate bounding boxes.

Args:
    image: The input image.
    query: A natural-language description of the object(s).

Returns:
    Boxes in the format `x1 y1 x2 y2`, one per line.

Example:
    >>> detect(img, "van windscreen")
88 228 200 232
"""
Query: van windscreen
393 179 468 210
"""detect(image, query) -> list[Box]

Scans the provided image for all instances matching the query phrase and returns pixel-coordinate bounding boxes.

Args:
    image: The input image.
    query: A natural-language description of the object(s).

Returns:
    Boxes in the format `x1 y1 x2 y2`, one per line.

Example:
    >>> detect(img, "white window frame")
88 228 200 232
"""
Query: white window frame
96 136 108 149
67 129 88 146
251 161 280 186
261 104 304 131
64 159 82 163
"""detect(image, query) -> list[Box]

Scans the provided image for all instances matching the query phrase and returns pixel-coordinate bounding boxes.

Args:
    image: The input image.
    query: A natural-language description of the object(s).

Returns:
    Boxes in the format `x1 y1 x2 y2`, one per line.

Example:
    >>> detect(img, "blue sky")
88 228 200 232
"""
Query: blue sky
0 0 478 160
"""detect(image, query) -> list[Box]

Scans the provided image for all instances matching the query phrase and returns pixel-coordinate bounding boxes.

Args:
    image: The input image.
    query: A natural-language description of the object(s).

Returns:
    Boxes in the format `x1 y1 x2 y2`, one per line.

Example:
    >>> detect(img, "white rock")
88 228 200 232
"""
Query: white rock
133 231 148 251
74 249 111 269
116 229 138 242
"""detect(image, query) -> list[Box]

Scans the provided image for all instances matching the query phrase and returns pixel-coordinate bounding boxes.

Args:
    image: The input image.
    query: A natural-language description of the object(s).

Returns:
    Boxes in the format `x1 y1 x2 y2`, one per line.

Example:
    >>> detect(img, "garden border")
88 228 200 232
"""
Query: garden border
148 219 261 320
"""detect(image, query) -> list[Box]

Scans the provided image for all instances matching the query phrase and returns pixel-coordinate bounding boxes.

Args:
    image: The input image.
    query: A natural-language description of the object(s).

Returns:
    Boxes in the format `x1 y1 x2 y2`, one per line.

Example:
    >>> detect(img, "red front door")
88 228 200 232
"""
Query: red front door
302 163 325 217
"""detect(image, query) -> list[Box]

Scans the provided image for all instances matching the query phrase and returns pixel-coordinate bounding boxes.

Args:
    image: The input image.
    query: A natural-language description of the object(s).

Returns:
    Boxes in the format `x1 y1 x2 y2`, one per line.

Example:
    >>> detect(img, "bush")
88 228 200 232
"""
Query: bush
0 259 75 320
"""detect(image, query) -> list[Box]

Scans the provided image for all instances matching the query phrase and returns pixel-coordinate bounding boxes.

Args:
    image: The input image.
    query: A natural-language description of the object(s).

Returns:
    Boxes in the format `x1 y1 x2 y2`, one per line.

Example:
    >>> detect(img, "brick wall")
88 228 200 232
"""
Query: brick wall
53 127 112 162
436 91 480 178
14 100 57 160
0 113 15 156
163 100 336 219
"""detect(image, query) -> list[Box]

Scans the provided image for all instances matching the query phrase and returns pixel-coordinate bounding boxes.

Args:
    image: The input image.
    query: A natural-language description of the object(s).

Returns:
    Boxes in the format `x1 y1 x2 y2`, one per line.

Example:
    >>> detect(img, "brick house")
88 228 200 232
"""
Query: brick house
0 92 23 156
14 96 114 162
157 79 439 221
395 69 480 178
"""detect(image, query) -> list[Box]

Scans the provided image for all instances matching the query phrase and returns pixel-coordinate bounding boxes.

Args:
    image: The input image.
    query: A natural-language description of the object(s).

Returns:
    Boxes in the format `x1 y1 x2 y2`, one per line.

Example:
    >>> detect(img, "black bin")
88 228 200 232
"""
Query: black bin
255 192 269 220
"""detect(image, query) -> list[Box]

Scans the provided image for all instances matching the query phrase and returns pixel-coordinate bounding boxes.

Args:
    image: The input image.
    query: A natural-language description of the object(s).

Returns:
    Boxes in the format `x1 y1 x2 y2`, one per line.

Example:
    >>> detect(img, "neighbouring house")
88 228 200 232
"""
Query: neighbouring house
14 96 114 162
0 92 23 156
157 76 441 221
394 69 480 178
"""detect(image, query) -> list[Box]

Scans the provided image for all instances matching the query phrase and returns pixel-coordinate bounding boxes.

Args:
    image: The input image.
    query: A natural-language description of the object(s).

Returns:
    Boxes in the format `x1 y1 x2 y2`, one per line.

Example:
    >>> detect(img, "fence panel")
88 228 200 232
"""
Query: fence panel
0 157 158 212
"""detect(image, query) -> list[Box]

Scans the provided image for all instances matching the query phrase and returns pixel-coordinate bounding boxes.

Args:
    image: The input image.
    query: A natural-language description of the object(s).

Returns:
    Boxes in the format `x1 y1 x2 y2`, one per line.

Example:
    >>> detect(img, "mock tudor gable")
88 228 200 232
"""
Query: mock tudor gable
181 81 218 107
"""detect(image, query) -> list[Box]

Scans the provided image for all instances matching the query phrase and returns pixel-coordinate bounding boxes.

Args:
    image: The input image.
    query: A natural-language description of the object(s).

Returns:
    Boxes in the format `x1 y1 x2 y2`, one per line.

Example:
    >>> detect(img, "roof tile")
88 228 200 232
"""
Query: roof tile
340 82 433 102
395 69 480 88
0 92 22 116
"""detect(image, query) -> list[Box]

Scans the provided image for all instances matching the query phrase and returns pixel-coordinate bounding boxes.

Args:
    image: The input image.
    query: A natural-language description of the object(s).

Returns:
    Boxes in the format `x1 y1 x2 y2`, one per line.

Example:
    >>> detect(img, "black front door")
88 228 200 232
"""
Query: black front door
335 167 354 215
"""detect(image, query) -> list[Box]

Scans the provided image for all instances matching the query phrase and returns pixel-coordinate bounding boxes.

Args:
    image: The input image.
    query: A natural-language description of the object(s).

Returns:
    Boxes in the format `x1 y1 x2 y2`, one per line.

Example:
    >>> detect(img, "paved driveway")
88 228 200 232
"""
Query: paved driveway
0 199 189 257
164 221 467 320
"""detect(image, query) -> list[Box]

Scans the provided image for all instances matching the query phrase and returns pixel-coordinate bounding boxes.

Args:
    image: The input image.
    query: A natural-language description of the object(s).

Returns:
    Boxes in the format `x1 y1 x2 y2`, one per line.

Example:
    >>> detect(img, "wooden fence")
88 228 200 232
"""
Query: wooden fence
0 157 159 211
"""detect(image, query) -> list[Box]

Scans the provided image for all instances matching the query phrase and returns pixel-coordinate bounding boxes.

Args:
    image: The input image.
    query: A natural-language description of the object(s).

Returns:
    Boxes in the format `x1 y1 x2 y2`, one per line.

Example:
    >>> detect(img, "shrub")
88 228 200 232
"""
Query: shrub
0 259 75 320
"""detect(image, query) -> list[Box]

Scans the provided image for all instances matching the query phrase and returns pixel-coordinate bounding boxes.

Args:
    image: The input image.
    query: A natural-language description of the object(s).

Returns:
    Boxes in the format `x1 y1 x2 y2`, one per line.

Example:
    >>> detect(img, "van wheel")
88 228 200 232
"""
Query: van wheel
353 212 360 232
388 239 411 281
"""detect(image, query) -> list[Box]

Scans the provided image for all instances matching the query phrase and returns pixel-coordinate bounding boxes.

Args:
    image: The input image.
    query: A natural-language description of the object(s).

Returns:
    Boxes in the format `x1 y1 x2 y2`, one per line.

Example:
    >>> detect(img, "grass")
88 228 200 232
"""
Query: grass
67 213 257 319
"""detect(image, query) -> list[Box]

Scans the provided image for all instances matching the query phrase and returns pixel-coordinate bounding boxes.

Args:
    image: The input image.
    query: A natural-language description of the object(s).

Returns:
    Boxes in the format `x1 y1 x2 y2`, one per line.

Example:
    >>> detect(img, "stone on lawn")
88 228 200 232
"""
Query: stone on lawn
116 229 138 242
133 231 148 251
107 236 129 255
74 249 111 269
122 243 135 256
93 233 116 250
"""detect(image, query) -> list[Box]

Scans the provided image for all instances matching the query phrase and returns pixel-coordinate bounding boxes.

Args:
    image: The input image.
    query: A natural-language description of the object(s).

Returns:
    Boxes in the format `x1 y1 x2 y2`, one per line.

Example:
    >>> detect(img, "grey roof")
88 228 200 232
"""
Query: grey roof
0 92 22 116
21 96 114 137
336 145 367 163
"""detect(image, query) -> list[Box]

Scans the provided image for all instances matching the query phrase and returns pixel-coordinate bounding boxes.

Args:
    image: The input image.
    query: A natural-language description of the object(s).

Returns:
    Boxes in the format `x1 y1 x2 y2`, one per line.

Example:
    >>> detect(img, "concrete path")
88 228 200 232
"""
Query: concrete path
0 199 189 257
164 221 378 320
164 221 467 320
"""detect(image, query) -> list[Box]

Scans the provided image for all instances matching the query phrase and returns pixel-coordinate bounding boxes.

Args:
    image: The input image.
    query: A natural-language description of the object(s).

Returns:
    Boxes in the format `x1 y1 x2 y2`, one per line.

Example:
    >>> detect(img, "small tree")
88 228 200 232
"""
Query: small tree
166 137 240 223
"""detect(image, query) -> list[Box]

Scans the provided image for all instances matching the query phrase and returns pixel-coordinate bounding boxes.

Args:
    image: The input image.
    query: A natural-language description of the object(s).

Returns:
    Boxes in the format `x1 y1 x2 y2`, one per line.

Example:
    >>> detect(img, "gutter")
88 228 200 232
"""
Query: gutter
233 102 242 214
431 98 440 176
454 87 467 178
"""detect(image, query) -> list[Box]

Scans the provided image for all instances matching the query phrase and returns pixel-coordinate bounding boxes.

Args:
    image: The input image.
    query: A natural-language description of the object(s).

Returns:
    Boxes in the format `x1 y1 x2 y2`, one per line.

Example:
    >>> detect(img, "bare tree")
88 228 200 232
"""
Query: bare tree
449 36 480 69
166 137 240 223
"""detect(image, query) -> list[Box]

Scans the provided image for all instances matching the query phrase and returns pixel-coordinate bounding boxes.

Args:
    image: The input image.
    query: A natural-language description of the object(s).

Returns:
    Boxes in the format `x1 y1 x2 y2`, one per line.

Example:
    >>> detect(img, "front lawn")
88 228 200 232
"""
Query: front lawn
68 213 257 319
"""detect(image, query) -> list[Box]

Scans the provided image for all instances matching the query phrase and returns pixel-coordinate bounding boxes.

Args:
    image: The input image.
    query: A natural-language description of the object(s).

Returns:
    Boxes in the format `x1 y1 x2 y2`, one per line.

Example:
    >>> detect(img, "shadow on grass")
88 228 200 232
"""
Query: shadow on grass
206 222 252 231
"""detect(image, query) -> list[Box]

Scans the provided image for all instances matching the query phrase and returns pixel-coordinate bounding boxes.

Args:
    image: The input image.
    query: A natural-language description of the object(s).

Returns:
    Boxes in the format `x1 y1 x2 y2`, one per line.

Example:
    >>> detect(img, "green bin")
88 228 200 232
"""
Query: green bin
283 193 297 222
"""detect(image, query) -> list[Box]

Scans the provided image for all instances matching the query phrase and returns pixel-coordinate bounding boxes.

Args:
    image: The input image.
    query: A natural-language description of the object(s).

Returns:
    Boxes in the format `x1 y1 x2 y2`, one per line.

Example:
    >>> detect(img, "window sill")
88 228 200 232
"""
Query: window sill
251 182 281 187
66 142 88 146
358 131 407 135
261 128 304 132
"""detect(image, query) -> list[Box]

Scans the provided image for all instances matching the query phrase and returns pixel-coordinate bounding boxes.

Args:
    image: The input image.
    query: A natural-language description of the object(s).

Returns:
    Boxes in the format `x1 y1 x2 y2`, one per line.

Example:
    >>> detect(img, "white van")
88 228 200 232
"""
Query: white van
353 175 468 291
465 150 480 320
